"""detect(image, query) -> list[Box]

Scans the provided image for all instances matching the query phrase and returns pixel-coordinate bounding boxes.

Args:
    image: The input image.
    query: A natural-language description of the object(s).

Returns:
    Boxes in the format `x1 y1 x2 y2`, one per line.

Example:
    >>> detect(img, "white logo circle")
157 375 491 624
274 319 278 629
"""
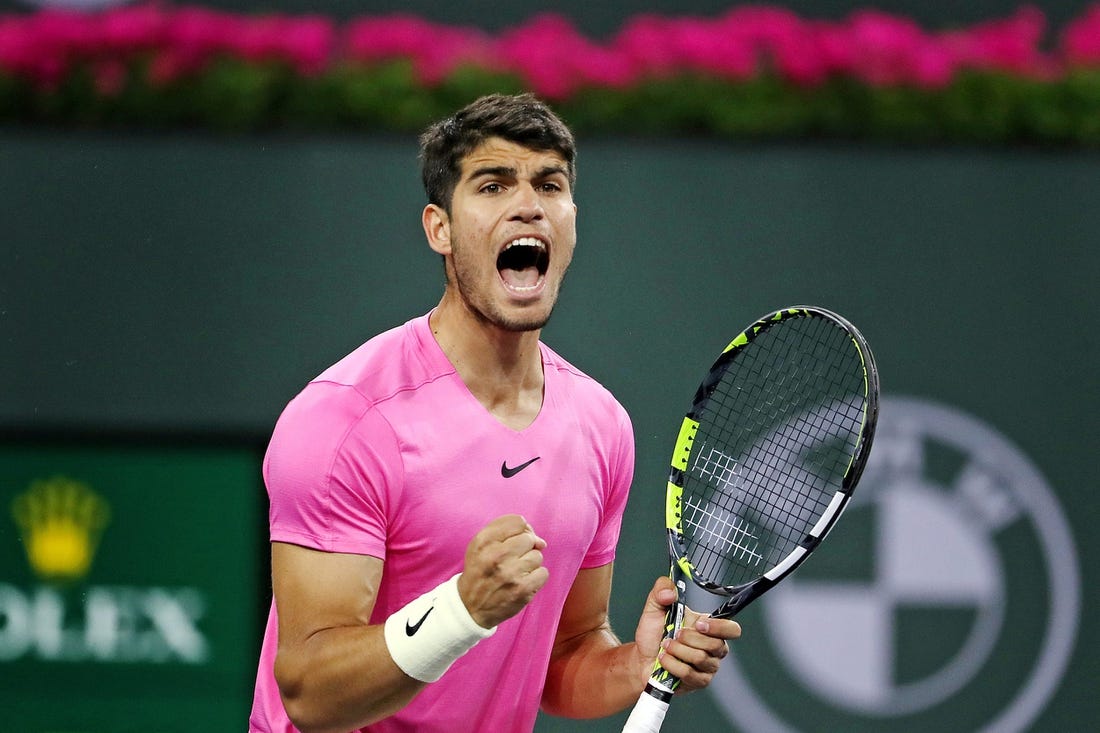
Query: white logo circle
695 395 1080 733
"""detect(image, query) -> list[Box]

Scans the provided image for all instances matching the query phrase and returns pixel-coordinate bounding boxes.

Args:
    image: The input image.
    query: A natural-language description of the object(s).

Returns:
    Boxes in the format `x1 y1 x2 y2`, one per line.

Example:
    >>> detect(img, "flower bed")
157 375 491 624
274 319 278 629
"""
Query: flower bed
2 3 1099 145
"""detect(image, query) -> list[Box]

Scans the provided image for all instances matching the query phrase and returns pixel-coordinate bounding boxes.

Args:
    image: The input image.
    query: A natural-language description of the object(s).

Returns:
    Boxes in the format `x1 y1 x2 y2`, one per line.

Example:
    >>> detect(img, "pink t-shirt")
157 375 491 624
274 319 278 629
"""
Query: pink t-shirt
250 313 634 733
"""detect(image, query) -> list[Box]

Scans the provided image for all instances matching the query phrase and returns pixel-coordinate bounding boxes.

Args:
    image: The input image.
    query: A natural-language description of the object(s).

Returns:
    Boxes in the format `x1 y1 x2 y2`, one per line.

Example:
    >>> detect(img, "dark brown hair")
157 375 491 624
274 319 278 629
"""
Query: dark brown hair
419 93 577 211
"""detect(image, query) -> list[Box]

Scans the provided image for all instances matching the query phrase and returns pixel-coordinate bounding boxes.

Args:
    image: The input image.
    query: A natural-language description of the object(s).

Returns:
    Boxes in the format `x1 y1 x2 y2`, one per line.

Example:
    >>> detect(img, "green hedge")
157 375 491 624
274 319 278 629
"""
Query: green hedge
3 4 1100 146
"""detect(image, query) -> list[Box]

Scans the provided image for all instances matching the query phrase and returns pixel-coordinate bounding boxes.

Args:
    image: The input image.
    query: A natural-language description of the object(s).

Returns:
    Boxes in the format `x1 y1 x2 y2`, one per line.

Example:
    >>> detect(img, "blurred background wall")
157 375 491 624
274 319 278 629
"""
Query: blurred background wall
1 1 1097 731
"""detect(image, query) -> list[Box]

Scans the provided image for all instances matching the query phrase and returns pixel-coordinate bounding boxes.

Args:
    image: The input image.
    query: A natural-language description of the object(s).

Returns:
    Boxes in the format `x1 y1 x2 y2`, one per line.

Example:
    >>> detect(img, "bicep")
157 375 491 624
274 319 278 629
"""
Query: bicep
269 545 426 730
272 542 384 652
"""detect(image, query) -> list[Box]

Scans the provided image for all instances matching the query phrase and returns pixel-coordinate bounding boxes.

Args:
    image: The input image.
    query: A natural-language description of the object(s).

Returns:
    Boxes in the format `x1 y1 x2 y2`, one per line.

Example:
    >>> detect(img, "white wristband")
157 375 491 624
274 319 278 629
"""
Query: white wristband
383 574 496 683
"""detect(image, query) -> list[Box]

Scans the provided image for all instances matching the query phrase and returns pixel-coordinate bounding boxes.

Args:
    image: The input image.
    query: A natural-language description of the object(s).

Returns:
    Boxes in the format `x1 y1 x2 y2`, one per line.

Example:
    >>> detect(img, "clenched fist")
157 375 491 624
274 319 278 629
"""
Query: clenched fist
457 515 549 628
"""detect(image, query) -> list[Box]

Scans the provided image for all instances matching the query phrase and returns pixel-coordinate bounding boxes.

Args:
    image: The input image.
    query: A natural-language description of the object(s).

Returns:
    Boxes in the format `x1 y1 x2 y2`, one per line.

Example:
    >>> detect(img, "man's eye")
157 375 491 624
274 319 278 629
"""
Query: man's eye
480 182 502 194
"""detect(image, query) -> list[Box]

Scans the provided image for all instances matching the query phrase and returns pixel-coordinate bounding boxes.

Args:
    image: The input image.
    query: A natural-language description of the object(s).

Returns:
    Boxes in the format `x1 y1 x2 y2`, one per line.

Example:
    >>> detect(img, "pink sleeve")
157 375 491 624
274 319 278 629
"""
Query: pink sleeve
581 403 635 568
263 381 403 558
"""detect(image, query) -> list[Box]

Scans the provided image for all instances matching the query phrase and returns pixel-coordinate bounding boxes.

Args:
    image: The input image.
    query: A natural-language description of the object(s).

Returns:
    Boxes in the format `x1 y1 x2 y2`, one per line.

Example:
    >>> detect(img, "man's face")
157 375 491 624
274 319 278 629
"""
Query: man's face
440 136 577 333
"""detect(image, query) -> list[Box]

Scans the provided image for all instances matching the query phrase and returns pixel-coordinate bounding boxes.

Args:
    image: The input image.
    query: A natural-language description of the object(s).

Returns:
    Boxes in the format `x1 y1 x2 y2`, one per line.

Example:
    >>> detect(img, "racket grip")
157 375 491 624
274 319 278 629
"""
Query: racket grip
621 683 672 733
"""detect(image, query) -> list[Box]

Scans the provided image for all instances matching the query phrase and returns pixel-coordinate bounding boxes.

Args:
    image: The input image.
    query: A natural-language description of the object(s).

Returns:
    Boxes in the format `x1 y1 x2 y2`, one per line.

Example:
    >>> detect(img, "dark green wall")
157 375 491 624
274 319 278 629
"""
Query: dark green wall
2 131 1097 731
6 134 1096 439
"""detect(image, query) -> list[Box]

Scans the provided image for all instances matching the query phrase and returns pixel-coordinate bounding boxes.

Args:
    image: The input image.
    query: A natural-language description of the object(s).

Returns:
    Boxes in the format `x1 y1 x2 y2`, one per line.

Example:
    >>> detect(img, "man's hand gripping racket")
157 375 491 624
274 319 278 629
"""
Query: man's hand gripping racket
622 306 880 733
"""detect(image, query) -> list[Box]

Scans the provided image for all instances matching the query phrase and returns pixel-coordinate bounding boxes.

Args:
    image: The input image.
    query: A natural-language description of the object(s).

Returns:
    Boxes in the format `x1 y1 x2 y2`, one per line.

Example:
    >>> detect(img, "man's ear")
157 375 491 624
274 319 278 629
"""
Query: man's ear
423 204 451 255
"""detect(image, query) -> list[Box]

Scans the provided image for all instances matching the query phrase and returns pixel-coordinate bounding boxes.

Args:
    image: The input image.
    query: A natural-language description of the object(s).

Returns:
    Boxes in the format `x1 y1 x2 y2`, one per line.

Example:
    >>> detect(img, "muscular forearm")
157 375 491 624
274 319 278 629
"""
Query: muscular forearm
270 518 545 732
275 624 424 733
541 627 648 719
541 573 741 720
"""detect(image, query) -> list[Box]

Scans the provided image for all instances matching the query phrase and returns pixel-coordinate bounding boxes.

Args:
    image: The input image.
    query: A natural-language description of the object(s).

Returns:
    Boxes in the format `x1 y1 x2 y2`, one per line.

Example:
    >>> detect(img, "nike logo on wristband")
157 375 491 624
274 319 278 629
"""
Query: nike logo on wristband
501 457 540 478
405 607 434 636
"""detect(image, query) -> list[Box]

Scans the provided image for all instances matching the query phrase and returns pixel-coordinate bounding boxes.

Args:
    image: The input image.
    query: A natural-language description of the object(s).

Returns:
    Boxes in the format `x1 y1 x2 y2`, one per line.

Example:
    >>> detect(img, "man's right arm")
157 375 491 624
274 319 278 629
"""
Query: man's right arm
270 515 548 733
271 542 422 733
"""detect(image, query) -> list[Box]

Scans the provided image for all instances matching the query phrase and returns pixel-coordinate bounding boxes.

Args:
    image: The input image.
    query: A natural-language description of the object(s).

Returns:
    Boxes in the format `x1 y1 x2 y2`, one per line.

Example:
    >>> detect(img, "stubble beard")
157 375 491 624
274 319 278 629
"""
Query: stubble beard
448 240 567 334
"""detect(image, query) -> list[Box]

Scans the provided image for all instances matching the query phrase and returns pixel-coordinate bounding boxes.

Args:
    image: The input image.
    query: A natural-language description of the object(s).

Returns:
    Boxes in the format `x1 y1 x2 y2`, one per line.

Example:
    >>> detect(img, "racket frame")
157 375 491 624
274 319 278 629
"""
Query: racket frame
667 305 879 620
633 305 880 716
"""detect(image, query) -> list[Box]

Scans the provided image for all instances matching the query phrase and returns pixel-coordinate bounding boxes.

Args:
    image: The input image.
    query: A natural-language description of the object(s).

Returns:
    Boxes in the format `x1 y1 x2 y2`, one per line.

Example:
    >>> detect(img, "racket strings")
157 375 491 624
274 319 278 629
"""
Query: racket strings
681 316 868 589
682 492 763 565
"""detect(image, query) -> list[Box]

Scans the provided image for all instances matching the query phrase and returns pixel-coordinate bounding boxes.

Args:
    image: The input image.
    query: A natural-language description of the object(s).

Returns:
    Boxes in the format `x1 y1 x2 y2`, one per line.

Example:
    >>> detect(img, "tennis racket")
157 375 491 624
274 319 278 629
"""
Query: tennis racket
622 305 880 733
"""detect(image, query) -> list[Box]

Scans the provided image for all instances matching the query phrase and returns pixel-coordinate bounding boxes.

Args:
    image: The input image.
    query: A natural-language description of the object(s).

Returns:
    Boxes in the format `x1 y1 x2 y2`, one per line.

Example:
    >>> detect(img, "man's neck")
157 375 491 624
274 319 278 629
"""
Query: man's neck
429 297 545 430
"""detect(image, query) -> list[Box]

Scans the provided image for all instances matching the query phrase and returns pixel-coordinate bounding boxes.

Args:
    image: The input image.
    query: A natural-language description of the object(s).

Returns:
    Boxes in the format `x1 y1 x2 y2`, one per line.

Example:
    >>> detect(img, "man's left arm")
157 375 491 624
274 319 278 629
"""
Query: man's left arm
540 563 741 719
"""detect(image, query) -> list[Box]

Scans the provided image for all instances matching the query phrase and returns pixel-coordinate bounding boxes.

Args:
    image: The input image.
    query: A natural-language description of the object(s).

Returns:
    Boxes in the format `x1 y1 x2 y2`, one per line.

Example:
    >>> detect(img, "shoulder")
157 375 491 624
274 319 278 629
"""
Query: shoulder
265 314 445 484
313 313 451 404
540 341 631 427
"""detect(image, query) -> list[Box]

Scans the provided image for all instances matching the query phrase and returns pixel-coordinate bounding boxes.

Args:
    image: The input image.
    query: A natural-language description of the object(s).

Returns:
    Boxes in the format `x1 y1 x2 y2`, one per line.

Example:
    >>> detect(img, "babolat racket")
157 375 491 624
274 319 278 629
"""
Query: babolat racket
622 305 879 733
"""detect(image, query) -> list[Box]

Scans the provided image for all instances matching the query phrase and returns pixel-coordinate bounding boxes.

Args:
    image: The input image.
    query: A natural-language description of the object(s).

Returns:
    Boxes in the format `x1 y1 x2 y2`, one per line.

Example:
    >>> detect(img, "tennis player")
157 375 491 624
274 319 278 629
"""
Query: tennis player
249 93 741 733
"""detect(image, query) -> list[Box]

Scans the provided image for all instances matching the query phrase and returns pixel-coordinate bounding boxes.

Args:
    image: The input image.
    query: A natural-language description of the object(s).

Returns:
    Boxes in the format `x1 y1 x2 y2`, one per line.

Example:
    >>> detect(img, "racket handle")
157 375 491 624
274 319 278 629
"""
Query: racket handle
621 683 673 733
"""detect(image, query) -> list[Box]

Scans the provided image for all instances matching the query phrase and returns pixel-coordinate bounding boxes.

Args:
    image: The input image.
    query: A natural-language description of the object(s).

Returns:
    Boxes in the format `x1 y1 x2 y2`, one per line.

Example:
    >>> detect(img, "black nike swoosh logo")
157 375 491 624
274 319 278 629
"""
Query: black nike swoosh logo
501 457 541 478
405 607 433 636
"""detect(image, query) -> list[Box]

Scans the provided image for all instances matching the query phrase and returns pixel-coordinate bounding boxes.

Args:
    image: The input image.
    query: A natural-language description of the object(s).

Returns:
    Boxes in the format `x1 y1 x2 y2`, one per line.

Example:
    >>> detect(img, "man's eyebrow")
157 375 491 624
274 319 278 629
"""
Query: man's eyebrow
535 165 569 179
467 165 516 180
466 165 568 180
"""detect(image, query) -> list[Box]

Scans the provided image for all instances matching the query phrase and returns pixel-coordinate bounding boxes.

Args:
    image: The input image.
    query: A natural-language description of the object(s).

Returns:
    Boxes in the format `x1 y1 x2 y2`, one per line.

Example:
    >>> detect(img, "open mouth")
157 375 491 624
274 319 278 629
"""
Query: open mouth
496 237 549 291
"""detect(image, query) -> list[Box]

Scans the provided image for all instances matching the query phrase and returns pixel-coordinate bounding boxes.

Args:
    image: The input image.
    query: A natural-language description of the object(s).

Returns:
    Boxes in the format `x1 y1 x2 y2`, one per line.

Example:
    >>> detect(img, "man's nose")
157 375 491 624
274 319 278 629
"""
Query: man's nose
509 183 545 221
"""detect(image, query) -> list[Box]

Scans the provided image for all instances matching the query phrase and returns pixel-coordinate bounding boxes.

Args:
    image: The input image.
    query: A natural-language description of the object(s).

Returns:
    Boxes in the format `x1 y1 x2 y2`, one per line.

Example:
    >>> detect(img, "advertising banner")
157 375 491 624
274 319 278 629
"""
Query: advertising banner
0 439 262 732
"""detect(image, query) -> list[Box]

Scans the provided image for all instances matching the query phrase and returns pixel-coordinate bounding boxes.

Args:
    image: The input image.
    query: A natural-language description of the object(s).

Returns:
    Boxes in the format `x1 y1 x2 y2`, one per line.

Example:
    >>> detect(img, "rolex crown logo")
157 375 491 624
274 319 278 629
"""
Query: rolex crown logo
11 476 110 582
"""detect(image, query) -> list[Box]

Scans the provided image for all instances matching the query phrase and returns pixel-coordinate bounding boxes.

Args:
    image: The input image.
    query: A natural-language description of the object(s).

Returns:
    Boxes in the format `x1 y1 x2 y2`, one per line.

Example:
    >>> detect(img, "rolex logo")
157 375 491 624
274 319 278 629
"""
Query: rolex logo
10 476 110 582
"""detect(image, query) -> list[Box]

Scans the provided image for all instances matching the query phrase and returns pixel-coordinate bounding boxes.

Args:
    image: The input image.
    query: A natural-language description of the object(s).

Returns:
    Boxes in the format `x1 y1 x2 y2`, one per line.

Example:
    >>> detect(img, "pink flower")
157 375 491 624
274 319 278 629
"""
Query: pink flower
614 14 757 82
493 13 598 99
612 14 682 78
228 14 334 74
673 16 757 80
344 14 488 84
278 15 336 75
0 16 36 75
4 2 1099 102
840 9 956 88
813 21 857 78
98 3 168 56
0 11 85 86
232 17 283 64
909 40 956 88
30 9 99 56
944 5 1055 78
163 5 243 69
584 48 638 89
1060 3 1100 66
720 6 825 86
